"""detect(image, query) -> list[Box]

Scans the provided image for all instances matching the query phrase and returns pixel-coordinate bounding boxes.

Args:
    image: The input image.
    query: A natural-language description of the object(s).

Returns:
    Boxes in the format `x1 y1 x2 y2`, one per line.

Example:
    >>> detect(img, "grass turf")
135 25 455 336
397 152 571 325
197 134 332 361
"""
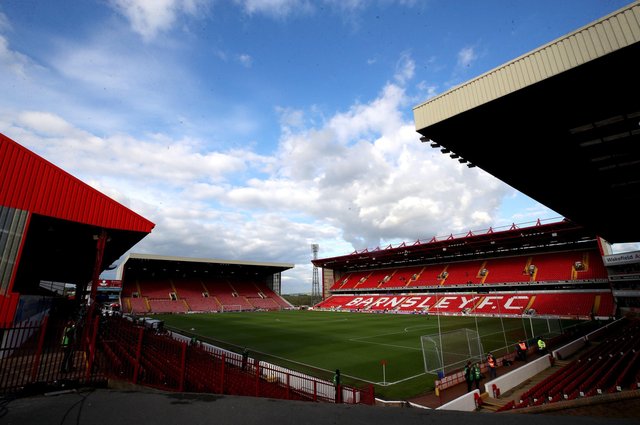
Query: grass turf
155 310 568 400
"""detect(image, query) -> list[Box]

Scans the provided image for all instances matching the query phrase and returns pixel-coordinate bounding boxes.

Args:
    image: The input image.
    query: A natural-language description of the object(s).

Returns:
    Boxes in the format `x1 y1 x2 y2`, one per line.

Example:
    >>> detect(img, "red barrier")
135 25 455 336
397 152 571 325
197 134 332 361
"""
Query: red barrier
0 315 375 404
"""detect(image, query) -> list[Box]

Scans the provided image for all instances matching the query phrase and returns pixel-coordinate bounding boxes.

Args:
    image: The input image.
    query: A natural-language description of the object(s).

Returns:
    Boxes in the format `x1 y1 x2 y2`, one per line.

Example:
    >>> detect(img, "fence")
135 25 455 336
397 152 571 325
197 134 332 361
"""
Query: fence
0 316 105 393
0 315 375 405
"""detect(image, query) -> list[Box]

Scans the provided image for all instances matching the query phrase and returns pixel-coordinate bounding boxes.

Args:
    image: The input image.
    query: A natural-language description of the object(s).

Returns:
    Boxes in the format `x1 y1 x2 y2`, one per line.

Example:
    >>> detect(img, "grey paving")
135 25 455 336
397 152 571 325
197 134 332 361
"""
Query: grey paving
1 387 638 425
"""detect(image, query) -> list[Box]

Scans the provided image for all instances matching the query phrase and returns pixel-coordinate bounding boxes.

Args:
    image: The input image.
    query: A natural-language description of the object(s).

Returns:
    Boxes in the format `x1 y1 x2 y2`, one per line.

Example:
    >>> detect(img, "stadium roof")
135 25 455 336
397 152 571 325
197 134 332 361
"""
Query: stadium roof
413 2 640 244
1 133 155 290
313 218 599 271
117 253 294 280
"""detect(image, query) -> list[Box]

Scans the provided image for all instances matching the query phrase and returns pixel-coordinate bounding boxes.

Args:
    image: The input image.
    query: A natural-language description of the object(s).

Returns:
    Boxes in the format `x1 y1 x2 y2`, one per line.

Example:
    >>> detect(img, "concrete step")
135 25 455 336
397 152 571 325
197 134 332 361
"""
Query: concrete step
493 363 567 404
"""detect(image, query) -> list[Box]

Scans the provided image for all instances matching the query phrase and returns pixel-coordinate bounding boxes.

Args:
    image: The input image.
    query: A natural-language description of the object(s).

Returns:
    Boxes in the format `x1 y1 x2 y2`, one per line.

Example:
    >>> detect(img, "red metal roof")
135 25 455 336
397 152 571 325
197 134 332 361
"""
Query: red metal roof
313 219 599 271
0 132 154 233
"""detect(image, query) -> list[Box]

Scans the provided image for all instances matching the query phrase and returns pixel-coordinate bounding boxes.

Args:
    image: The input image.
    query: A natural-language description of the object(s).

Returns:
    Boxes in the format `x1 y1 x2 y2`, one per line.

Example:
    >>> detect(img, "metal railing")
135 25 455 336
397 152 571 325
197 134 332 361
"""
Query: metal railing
0 314 375 405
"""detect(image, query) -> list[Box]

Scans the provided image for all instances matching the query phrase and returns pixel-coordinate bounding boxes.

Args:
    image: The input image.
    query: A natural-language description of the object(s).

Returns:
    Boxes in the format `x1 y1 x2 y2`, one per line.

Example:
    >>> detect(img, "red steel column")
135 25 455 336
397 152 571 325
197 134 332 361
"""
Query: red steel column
85 315 100 381
89 229 108 305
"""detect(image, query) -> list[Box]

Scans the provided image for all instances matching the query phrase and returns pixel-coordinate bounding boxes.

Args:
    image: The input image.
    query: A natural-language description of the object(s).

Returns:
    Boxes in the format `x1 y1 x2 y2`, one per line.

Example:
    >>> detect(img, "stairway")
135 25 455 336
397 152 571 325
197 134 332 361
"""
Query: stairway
478 359 572 412
479 393 509 412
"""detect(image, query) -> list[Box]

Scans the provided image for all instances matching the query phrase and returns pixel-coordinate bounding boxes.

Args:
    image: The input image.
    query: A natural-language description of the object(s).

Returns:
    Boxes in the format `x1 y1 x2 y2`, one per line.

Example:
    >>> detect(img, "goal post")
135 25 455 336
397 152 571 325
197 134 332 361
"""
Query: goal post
421 328 484 376
220 304 244 312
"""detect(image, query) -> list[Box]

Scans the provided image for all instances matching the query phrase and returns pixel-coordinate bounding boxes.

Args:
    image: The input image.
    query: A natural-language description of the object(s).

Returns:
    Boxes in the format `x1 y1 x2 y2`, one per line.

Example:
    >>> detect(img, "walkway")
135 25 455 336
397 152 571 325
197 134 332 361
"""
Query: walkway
406 350 547 409
406 346 640 420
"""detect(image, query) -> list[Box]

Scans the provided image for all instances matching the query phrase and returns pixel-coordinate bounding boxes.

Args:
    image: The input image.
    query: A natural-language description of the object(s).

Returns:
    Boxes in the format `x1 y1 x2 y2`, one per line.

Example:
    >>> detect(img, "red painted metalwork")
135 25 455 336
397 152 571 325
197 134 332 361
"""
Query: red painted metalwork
90 230 108 304
0 318 106 393
133 327 144 385
0 294 19 326
0 132 154 233
179 342 187 392
30 315 49 381
85 315 100 382
0 316 376 404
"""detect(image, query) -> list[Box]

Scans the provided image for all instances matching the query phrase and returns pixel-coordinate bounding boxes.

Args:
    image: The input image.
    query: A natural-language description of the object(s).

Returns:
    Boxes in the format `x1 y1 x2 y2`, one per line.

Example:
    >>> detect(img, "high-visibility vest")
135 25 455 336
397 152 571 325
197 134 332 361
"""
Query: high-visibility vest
538 339 546 349
518 341 527 351
473 366 481 380
61 325 74 346
488 357 495 368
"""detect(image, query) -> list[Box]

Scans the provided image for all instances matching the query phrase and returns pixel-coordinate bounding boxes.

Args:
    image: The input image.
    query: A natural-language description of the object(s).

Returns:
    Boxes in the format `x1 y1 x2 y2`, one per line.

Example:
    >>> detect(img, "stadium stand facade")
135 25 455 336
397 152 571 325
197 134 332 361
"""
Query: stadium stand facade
313 219 616 321
117 253 294 314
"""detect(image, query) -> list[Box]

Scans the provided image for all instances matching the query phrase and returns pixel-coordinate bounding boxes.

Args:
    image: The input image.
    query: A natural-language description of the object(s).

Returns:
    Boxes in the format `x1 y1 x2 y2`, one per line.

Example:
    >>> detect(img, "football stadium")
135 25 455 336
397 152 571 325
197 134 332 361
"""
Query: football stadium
2 2 640 423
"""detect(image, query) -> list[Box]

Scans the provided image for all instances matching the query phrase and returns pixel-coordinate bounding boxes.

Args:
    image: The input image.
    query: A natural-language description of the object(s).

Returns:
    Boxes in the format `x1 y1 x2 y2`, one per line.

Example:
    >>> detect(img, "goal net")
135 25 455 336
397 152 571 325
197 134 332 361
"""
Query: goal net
421 328 484 376
220 304 245 312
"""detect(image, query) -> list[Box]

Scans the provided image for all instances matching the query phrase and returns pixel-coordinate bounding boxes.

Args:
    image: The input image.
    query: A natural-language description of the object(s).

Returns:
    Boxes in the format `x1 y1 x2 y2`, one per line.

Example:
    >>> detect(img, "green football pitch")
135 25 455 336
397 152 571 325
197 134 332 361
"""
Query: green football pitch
155 310 575 400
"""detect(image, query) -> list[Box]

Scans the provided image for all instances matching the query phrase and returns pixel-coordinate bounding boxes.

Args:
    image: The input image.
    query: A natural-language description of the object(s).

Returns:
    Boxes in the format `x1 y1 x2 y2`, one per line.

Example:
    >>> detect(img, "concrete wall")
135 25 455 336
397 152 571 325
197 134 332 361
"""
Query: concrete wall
436 389 480 411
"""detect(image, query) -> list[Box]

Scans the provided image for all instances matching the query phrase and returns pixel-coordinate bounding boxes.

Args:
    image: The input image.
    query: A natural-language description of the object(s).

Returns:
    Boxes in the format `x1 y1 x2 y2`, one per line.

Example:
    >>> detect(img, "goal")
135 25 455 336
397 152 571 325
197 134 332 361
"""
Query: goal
220 304 244 313
421 328 484 376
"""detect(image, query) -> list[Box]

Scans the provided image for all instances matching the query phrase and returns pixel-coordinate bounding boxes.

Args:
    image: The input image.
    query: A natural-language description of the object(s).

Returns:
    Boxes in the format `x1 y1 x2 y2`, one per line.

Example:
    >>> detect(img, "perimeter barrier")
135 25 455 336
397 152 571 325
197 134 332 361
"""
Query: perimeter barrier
0 314 374 405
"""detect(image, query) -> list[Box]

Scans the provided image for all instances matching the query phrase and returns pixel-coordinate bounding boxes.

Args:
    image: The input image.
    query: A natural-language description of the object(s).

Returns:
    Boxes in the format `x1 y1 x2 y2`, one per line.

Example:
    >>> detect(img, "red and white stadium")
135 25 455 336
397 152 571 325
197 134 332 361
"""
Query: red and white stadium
1 1 639 419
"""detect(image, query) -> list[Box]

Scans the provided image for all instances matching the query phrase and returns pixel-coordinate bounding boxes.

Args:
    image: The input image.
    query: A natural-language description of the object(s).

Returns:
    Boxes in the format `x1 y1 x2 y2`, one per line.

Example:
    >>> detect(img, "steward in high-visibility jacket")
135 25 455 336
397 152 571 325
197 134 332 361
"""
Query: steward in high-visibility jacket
60 320 76 373
61 320 76 346
464 361 473 392
487 356 495 368
487 353 497 379
516 340 527 361
537 338 546 353
472 363 482 390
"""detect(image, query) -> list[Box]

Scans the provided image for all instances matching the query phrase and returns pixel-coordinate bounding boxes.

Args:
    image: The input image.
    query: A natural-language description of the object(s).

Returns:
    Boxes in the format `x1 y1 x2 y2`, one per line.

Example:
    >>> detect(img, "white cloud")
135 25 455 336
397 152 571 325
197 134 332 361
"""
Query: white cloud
0 12 11 32
276 107 305 131
237 53 253 68
216 78 511 251
0 34 31 78
329 83 406 144
49 32 190 100
394 51 415 85
10 113 253 188
234 0 416 20
17 111 76 136
1 47 518 293
2 66 513 291
234 0 314 18
415 81 438 100
0 23 260 141
110 0 210 41
457 46 477 68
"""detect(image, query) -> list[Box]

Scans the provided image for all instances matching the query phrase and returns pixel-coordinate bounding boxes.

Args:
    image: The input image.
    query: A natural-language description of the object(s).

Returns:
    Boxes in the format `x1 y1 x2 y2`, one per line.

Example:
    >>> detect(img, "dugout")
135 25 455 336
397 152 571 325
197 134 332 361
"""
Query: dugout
0 133 155 325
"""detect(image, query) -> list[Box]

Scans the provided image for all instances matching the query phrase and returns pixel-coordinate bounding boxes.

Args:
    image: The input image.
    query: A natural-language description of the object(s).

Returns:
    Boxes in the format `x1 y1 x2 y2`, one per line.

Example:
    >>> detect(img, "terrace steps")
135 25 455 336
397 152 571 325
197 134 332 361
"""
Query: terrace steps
477 358 575 413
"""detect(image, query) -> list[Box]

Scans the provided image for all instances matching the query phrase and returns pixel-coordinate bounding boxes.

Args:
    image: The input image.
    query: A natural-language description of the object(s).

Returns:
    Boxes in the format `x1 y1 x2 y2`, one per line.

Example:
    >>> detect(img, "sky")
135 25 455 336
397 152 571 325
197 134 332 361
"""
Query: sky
0 0 637 294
